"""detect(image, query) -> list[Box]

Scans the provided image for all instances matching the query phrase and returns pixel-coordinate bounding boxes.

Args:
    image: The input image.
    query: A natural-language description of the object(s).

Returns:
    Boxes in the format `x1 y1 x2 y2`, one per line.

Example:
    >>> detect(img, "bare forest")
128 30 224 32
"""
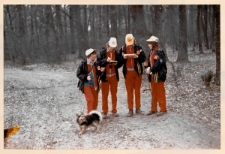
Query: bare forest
4 5 221 149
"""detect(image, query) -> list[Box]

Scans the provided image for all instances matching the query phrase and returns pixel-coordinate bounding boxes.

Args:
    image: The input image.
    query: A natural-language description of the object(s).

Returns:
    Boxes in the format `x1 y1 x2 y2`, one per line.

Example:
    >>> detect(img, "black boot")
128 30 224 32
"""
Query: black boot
146 111 156 116
126 109 133 117
136 108 143 115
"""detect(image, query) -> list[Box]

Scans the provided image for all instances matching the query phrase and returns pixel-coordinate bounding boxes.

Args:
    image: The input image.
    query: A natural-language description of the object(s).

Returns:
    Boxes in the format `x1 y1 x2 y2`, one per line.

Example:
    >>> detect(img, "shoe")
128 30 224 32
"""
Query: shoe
112 112 119 117
103 114 108 119
146 111 156 116
126 109 133 117
136 108 143 114
157 111 167 117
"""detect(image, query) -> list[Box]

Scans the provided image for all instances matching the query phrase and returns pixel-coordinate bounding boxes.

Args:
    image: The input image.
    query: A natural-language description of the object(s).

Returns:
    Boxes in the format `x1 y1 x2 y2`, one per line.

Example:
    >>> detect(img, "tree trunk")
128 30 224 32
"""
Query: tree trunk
69 6 76 54
110 5 117 38
201 5 209 49
55 5 64 56
130 5 149 51
103 6 109 39
17 5 27 65
127 6 131 33
197 6 203 54
213 5 220 86
63 5 69 54
5 5 16 62
74 5 85 58
177 5 189 62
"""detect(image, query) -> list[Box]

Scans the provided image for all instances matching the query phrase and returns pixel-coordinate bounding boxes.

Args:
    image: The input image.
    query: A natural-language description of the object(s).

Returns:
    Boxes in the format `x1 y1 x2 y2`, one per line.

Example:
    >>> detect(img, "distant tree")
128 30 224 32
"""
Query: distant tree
177 5 189 62
201 5 209 49
74 5 89 58
130 5 149 51
197 6 203 54
187 5 198 51
69 6 76 54
109 5 117 38
213 5 220 86
55 5 64 56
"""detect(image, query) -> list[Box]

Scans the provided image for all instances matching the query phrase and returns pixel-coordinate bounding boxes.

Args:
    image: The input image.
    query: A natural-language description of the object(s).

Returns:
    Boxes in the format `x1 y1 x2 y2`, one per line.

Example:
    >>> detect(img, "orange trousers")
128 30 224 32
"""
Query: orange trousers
125 70 142 109
84 86 98 114
101 75 118 114
150 76 167 112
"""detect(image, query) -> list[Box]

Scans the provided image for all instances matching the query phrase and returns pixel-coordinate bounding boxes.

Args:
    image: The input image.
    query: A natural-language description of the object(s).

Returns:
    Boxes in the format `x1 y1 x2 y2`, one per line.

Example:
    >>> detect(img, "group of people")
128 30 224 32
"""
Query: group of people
76 34 167 119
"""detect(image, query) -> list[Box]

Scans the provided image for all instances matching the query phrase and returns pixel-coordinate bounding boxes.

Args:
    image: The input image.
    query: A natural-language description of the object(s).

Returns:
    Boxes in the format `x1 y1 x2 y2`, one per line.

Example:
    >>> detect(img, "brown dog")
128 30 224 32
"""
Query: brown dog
76 110 102 136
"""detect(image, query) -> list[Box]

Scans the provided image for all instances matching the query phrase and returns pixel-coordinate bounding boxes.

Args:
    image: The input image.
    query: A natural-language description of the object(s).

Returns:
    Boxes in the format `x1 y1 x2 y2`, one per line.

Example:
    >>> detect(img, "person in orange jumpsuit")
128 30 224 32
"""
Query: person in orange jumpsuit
144 36 167 116
77 48 100 114
97 37 123 119
119 34 146 117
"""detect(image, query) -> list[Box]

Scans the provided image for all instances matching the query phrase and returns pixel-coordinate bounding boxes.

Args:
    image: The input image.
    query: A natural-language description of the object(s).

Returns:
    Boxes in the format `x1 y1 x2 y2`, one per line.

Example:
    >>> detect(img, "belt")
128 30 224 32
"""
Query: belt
106 73 116 77
127 68 135 71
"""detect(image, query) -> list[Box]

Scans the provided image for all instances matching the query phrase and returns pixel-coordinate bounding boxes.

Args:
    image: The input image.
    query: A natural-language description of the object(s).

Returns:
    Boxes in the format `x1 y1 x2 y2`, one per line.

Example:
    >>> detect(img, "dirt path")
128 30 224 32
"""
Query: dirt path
4 62 220 149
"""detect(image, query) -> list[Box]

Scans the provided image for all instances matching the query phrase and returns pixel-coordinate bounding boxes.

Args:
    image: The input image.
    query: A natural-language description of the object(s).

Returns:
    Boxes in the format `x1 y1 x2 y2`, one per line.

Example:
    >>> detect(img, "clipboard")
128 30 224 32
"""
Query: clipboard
124 54 135 57
109 60 118 64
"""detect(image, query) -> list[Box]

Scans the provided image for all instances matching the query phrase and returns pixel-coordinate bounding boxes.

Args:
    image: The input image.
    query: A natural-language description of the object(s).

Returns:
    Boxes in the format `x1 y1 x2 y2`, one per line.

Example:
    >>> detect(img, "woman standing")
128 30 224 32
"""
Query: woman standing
119 34 146 117
97 37 123 119
76 48 100 114
144 36 167 116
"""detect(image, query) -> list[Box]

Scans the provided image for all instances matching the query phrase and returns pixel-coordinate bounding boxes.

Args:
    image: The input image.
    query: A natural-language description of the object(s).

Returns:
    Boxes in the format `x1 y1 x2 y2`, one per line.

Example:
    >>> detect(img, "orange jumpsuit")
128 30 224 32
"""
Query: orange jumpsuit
149 51 167 112
125 46 142 110
83 64 98 113
101 50 118 114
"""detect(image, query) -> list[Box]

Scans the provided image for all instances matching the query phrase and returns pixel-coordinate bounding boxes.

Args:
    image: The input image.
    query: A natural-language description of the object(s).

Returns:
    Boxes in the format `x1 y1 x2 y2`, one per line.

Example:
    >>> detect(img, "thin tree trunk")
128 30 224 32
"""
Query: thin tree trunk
110 5 117 38
69 6 76 54
197 6 203 54
201 5 209 49
213 5 220 85
177 5 189 62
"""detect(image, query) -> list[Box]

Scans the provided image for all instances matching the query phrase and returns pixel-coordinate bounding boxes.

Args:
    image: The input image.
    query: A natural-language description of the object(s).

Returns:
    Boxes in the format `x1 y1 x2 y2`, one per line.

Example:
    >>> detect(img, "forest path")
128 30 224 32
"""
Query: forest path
4 57 220 149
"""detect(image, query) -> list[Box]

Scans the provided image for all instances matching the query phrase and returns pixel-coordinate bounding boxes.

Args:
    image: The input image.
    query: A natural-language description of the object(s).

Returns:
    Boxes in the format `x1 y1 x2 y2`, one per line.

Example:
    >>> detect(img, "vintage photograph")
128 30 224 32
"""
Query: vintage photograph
3 5 220 149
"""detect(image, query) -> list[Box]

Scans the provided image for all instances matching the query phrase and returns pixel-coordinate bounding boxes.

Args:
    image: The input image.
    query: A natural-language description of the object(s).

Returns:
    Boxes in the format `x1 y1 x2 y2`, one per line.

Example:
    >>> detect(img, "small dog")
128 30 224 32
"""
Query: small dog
76 110 102 136
4 125 20 143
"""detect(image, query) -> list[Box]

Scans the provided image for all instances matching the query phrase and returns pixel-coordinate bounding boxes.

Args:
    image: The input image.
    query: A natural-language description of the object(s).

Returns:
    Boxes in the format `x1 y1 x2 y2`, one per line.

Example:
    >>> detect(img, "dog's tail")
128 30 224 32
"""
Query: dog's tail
89 110 103 122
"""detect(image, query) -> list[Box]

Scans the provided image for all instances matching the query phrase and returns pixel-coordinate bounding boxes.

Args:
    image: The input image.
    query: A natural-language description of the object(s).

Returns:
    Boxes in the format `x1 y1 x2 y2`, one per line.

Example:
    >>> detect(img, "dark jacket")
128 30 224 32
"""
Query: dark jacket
76 59 99 93
145 50 167 82
97 47 123 82
119 44 146 78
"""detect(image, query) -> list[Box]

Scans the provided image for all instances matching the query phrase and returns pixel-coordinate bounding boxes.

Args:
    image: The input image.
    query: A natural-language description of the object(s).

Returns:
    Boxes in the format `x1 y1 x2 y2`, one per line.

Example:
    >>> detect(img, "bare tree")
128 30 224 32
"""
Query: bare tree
177 5 189 62
130 5 149 51
201 5 209 49
69 6 76 54
213 5 220 86
109 5 117 38
197 6 203 54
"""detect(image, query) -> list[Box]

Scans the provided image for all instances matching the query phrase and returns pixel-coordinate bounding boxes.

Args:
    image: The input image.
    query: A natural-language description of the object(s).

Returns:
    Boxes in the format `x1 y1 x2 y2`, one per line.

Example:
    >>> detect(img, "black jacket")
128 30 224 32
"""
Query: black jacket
145 50 167 82
97 47 123 82
76 59 99 93
119 44 146 78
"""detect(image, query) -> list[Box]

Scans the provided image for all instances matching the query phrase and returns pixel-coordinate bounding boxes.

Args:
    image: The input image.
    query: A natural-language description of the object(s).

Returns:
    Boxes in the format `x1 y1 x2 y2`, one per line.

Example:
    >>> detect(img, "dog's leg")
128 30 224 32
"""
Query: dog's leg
92 122 100 133
79 125 87 136
79 126 82 131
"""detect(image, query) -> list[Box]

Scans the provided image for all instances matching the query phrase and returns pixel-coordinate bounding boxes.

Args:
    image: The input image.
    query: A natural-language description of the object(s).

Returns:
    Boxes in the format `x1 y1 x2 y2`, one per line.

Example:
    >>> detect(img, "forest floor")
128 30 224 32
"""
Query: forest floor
4 49 220 149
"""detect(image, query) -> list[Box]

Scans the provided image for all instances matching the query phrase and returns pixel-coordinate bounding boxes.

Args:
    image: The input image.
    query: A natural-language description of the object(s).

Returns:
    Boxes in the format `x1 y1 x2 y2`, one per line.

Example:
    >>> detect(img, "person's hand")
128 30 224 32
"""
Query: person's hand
100 67 105 72
133 54 138 58
97 66 101 70
122 52 127 59
145 67 150 74
154 55 159 60
87 76 91 81
107 57 112 62
143 61 148 67
136 50 140 55
112 62 118 65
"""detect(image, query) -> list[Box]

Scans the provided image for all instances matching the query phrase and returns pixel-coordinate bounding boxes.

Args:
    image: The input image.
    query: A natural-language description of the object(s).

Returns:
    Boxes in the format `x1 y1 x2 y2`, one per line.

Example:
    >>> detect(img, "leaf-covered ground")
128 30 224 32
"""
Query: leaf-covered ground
4 49 220 149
